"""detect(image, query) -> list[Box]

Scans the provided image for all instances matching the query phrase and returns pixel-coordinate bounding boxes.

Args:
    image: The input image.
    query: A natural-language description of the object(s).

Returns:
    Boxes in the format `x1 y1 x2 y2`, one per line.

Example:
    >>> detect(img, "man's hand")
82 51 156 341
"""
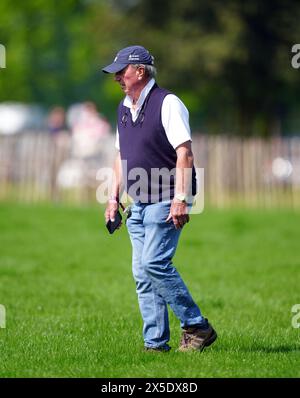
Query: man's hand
166 199 190 229
105 199 120 224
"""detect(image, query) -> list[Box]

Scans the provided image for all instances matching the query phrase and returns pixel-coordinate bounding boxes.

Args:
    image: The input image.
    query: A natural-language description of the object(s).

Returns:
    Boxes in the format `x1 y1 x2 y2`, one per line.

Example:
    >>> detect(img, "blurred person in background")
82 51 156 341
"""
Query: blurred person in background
71 101 111 158
47 106 67 135
47 106 70 148
102 45 217 353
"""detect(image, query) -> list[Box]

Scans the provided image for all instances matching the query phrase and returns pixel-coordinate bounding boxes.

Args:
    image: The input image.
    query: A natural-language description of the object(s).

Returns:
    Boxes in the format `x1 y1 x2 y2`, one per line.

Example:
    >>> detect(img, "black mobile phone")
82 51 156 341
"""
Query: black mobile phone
106 211 122 234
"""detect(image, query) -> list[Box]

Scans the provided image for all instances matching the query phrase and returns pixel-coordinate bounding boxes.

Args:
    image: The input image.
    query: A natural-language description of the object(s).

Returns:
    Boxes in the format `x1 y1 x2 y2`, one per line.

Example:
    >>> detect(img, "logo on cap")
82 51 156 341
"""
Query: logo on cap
128 54 140 61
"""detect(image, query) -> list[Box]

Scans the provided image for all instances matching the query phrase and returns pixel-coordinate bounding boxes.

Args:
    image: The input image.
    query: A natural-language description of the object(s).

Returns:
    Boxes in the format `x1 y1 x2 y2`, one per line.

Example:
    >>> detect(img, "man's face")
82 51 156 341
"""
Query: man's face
114 65 143 97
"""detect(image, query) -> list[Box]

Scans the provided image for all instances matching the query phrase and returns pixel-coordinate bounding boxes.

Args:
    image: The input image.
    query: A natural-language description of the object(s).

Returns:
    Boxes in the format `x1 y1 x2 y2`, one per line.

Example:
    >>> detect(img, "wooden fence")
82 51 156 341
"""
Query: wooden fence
192 135 300 208
0 132 299 208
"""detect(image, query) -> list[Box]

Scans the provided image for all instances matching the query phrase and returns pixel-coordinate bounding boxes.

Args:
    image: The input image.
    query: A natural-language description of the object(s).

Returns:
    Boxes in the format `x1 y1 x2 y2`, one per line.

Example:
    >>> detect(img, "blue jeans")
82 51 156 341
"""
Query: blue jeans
126 201 206 349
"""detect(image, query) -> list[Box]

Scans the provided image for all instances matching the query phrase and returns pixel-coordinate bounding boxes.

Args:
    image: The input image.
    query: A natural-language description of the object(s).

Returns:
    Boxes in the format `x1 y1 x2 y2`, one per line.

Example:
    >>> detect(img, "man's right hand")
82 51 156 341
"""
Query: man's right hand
105 199 119 223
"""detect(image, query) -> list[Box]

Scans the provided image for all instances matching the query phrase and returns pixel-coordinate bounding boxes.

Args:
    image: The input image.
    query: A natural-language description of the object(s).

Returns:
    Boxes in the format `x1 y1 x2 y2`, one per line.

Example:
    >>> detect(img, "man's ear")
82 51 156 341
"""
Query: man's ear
137 66 145 79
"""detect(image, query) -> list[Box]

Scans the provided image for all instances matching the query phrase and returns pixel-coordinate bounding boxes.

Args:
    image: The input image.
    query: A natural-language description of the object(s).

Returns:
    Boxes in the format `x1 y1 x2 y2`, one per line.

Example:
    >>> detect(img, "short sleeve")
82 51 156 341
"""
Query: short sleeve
161 94 192 149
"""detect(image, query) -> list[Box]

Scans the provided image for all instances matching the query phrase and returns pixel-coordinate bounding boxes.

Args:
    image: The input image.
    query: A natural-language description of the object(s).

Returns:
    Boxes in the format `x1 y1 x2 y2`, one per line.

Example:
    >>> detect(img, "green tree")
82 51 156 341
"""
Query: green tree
1 0 300 135
91 0 300 135
0 0 96 106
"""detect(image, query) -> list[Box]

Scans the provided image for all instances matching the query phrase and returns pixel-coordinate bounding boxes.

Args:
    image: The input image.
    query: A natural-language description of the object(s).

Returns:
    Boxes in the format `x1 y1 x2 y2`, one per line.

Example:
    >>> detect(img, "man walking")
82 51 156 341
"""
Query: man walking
102 45 217 352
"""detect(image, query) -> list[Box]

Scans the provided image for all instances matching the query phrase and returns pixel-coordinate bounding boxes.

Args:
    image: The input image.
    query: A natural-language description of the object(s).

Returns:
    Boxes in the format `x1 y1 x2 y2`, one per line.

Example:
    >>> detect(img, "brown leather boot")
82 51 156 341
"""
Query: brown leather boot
178 324 217 352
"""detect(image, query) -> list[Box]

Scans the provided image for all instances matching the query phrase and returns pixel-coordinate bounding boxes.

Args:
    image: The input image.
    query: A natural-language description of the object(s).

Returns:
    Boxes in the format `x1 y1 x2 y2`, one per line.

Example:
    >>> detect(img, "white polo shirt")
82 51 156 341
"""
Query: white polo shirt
115 78 192 151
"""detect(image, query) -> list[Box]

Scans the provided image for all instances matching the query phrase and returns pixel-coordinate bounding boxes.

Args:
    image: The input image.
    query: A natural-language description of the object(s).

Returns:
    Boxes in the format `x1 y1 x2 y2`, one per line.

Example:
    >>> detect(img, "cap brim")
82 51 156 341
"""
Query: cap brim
102 62 129 74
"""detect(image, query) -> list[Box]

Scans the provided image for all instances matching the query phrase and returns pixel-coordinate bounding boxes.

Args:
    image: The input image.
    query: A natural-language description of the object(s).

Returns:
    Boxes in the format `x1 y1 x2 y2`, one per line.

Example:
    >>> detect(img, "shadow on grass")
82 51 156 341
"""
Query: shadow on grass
249 344 299 353
212 343 299 354
234 344 300 353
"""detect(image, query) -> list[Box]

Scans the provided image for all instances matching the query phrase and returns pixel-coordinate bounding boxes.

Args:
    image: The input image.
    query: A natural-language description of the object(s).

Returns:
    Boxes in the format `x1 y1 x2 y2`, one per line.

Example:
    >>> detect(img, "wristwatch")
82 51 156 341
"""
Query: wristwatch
174 193 186 203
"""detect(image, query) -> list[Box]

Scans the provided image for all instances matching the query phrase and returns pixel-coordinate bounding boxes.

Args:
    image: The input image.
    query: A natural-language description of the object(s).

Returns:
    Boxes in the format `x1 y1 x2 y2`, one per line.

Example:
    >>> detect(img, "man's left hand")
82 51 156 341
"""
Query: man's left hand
166 199 190 229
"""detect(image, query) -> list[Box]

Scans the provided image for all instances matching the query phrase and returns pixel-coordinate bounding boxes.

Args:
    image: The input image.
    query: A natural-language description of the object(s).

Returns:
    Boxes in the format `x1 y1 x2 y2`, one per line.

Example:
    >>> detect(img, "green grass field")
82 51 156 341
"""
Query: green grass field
0 202 299 377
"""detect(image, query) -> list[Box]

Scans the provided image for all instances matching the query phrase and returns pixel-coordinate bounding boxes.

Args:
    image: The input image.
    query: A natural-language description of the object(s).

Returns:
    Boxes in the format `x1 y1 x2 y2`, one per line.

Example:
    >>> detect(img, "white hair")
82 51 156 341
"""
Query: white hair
133 64 157 79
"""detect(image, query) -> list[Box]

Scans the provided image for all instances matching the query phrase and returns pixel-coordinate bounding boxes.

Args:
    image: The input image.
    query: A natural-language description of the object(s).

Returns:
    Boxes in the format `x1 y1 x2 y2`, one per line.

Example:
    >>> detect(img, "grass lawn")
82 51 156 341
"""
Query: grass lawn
0 202 299 377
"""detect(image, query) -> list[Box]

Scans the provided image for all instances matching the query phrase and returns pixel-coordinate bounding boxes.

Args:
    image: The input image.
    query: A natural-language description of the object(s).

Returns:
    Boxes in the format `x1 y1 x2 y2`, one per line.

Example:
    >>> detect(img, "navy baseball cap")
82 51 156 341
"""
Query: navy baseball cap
102 45 154 74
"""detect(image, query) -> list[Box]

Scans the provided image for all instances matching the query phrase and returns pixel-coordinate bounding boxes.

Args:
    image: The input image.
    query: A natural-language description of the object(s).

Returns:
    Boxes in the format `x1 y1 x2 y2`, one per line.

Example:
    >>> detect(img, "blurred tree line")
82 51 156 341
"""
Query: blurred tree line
1 0 300 136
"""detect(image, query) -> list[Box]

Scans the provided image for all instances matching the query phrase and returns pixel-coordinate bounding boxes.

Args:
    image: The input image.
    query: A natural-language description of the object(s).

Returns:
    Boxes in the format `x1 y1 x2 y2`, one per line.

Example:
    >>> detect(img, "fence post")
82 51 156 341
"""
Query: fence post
0 304 6 328
0 44 6 68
